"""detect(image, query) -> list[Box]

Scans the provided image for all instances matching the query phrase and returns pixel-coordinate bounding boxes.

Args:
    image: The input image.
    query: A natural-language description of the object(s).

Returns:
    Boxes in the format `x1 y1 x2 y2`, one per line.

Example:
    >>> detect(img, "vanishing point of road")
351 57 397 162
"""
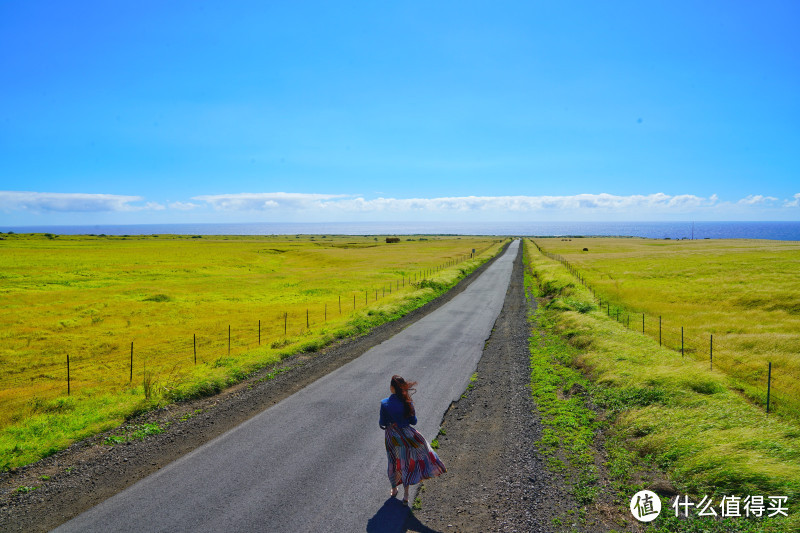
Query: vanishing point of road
54 240 520 533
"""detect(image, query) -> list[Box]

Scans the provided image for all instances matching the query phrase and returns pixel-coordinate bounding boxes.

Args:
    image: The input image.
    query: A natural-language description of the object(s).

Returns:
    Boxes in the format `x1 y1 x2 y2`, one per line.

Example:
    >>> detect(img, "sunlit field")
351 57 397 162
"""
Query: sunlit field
0 233 504 468
532 237 800 420
524 239 800 530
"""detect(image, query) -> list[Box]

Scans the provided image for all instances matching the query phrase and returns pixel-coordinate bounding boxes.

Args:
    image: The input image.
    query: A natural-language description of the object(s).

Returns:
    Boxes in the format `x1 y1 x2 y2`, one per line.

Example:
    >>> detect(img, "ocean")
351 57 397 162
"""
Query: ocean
3 221 800 241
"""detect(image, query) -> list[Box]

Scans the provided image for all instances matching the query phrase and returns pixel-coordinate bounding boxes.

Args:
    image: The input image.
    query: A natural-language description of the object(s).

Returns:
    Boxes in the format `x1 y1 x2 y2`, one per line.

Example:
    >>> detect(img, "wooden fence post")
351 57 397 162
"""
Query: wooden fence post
228 325 231 356
710 334 713 370
130 341 134 382
659 316 662 346
259 320 261 345
766 362 772 413
194 334 197 365
306 309 309 329
642 313 645 334
284 312 287 335
681 327 684 357
67 353 71 395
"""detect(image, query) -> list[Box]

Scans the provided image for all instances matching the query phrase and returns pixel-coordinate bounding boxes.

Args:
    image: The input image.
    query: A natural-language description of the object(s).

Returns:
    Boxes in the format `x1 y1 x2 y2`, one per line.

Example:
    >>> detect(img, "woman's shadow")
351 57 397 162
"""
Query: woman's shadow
365 498 442 533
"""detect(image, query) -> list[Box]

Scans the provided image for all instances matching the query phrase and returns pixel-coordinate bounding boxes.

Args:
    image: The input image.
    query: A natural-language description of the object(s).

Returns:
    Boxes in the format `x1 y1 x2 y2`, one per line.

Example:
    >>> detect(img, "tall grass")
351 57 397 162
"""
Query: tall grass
525 238 799 532
532 237 800 421
0 233 504 469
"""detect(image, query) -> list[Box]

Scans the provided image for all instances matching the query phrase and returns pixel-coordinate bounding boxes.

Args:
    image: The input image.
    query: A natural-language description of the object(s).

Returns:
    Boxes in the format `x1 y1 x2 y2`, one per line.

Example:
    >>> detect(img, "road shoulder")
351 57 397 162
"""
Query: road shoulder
405 241 565 532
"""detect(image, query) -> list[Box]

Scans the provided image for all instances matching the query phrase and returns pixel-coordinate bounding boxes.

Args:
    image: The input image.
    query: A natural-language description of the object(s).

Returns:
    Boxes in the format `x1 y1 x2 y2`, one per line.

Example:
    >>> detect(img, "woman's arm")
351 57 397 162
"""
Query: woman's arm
408 403 418 426
379 403 388 429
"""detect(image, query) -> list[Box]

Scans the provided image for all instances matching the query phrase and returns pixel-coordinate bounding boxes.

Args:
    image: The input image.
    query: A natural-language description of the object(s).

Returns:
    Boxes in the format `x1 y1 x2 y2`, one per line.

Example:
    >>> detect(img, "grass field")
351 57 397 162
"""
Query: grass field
531 237 800 421
0 233 504 469
524 238 799 532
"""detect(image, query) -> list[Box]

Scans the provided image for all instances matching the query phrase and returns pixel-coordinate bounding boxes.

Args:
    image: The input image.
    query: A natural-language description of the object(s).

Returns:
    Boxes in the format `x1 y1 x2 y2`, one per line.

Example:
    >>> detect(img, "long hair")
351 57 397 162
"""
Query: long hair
391 375 417 418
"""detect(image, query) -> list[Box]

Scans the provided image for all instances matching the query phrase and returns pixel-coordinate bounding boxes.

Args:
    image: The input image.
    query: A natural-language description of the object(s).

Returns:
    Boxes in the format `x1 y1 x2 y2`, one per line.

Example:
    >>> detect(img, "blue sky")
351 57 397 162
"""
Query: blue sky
1 1 798 226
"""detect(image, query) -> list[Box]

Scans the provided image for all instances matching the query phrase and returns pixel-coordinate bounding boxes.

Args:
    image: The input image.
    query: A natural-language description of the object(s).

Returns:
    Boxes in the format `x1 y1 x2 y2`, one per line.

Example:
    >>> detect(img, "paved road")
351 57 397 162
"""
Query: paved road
54 240 520 533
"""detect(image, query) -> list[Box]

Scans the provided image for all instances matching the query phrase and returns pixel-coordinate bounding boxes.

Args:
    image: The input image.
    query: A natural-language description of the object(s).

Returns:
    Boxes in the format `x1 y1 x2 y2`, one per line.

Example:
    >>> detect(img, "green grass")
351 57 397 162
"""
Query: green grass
0 233 506 470
532 237 800 421
523 239 799 532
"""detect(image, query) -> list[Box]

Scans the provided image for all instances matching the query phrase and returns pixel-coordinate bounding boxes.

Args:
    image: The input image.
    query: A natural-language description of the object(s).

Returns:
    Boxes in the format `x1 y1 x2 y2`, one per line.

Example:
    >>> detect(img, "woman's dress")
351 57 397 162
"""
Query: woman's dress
380 394 446 487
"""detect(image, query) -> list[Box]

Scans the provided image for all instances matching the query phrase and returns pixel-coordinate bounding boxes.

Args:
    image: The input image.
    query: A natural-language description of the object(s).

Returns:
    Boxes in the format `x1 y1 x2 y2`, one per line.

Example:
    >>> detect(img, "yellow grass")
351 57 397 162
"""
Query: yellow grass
525 239 800 530
532 237 800 420
0 233 504 467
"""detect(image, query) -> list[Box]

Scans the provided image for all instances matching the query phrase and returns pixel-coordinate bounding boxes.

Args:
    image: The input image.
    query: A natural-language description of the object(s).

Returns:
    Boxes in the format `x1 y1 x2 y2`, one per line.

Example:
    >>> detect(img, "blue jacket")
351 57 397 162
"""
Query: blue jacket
379 394 417 428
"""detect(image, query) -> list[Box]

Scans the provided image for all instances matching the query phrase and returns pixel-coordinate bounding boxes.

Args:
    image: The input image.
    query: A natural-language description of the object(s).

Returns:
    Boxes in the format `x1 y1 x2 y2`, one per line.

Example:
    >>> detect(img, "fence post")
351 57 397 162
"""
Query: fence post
339 295 342 315
130 341 134 382
324 303 327 322
681 327 684 357
766 362 772 414
194 334 197 365
710 334 713 370
642 313 645 334
284 312 287 336
259 320 261 345
228 325 231 356
659 316 662 346
306 309 309 329
67 353 71 395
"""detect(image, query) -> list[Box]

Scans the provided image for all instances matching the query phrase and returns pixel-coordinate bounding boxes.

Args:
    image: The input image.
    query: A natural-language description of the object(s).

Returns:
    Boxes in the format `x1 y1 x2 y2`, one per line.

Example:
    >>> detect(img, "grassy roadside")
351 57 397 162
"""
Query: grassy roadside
523 239 799 532
0 236 508 471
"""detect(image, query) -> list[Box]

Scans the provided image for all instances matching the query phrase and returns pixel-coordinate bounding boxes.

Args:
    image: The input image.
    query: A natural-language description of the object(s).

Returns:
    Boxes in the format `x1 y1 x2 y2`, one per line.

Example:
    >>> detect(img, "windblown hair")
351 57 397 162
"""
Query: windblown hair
391 375 417 418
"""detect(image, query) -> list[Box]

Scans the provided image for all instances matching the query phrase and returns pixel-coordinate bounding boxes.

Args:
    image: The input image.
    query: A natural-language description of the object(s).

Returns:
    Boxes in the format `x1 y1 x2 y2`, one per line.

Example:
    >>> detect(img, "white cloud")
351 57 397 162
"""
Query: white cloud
191 192 719 213
0 191 159 213
192 192 348 211
737 195 778 206
784 193 800 208
169 201 200 210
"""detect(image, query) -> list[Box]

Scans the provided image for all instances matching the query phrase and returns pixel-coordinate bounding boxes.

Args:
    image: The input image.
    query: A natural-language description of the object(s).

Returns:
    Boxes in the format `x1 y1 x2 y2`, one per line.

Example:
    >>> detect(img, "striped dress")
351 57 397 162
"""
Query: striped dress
380 395 446 487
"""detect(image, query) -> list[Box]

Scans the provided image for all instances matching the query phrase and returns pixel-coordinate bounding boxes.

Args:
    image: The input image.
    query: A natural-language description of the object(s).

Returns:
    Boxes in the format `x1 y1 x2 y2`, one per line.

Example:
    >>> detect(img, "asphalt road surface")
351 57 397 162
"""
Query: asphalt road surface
54 239 520 533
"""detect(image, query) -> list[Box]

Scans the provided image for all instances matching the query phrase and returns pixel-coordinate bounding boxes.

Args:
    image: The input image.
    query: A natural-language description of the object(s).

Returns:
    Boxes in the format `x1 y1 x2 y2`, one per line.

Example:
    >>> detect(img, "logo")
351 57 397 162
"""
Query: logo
630 490 662 522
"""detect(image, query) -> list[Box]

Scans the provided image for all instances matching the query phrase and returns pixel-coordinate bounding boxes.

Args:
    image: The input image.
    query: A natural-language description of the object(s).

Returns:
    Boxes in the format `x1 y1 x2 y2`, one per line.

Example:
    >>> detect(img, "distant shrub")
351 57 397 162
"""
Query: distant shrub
386 237 400 243
144 294 171 302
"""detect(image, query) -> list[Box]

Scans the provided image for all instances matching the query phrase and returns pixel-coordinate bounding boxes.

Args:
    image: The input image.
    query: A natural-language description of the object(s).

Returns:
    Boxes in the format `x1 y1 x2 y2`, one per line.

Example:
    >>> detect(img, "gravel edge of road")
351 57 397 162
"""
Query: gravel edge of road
0 243 510 533
405 241 567 533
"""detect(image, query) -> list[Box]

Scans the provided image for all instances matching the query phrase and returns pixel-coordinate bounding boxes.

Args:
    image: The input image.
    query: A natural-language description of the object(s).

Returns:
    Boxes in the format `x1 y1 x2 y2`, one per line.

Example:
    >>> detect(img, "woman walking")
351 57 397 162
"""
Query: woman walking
379 375 446 505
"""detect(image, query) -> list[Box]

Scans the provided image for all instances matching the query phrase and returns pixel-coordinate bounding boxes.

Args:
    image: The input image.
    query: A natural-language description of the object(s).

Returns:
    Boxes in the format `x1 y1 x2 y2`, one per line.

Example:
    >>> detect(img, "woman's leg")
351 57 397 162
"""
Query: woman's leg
390 485 398 497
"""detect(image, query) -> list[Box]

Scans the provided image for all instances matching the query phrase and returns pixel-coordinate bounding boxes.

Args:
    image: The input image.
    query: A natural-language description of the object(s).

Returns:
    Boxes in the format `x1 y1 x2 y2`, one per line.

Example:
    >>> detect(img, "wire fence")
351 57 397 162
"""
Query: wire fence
2 242 500 423
530 239 800 422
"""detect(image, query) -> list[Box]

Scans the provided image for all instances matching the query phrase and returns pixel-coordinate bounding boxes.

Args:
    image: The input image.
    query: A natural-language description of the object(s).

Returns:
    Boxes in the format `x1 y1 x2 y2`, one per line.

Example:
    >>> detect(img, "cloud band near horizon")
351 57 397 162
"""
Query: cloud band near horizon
1 191 799 216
